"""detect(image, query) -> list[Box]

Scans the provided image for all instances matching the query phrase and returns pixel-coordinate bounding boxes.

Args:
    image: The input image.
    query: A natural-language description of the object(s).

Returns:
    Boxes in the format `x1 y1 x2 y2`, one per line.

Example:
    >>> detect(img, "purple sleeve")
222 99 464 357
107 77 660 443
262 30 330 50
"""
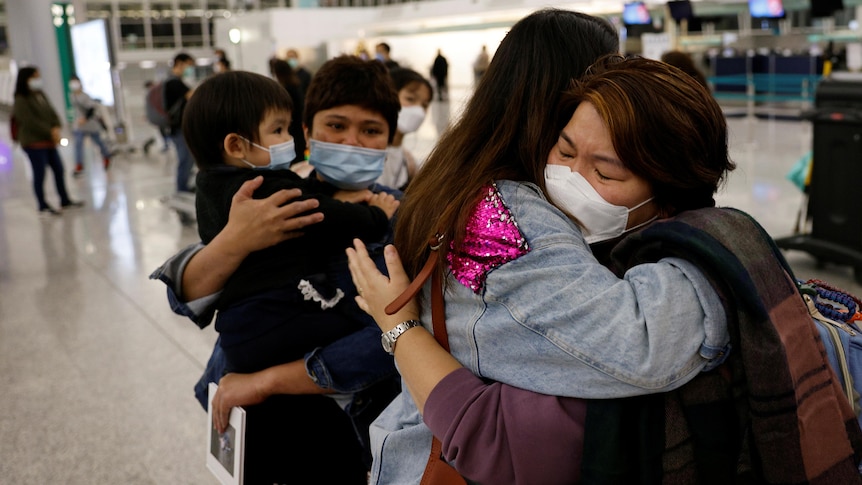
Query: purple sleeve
423 368 587 485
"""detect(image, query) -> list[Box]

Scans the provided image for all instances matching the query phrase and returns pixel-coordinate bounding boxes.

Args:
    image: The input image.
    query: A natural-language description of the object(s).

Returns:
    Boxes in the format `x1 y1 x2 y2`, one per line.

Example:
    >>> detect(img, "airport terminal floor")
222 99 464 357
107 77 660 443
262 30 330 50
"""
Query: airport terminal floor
1 86 860 482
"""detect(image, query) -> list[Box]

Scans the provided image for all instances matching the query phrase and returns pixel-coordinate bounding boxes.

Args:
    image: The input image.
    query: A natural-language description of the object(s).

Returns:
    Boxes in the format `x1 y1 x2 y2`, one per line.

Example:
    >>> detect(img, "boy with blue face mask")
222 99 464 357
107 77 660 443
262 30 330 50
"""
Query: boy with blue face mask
182 68 400 483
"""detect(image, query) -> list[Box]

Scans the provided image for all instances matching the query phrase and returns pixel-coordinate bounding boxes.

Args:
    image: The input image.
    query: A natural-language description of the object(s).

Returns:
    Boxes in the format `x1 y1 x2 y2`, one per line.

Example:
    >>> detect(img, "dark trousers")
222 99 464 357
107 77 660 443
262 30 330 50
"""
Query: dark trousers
23 147 72 210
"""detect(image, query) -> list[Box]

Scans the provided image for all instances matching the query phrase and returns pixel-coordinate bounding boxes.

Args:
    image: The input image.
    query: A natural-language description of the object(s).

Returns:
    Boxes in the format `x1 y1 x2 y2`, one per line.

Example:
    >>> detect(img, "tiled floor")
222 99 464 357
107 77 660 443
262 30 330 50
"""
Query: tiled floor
1 90 860 483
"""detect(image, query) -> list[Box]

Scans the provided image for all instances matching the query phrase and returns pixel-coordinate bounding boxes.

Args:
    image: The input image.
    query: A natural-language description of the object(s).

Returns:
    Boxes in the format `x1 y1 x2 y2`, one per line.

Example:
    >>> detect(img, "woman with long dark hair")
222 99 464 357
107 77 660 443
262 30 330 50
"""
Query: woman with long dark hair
12 67 82 215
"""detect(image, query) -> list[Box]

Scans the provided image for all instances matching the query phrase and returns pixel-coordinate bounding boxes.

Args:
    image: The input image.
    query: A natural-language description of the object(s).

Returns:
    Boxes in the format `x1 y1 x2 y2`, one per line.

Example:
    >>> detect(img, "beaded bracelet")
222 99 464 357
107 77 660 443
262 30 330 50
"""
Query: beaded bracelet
806 278 862 323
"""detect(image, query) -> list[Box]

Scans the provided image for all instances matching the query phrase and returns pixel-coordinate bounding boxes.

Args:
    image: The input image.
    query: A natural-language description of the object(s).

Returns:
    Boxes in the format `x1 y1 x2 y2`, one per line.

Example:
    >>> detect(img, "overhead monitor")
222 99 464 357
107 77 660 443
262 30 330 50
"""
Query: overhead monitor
623 2 652 25
668 1 694 21
810 0 844 18
749 0 785 19
69 19 115 106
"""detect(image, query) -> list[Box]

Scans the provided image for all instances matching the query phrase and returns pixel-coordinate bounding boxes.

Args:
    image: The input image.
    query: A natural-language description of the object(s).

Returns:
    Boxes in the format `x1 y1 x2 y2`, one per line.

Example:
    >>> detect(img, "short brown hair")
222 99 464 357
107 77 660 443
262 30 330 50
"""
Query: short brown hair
565 55 735 215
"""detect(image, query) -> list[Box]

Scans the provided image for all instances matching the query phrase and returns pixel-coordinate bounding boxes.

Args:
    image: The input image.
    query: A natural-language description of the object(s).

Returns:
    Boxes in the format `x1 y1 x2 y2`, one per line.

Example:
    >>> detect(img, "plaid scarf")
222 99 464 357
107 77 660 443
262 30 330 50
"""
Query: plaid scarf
582 207 862 484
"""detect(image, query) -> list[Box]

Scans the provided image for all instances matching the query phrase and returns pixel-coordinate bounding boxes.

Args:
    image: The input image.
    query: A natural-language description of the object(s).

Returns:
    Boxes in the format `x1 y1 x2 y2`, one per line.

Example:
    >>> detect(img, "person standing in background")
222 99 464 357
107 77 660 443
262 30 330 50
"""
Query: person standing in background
269 58 307 164
473 45 490 83
660 50 708 88
212 57 231 74
430 49 448 101
286 48 312 98
12 66 83 215
68 75 112 176
375 42 400 70
164 52 196 193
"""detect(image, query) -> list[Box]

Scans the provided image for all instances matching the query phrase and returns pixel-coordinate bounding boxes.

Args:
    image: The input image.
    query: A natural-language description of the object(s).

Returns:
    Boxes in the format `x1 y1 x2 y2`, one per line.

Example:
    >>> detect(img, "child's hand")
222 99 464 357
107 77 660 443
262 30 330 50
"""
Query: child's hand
333 189 373 203
368 192 400 219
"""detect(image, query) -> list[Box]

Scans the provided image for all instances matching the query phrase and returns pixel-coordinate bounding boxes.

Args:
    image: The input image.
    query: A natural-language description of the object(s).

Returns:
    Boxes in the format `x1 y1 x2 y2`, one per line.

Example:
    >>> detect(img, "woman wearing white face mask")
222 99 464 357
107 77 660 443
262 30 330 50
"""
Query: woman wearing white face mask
376 67 432 190
347 53 861 484
12 67 83 215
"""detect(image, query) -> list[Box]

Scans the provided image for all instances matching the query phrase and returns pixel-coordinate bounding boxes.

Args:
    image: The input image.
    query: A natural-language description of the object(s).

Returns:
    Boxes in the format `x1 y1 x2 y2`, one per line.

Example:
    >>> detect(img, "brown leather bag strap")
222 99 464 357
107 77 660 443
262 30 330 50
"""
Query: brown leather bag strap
431 263 450 352
385 249 437 315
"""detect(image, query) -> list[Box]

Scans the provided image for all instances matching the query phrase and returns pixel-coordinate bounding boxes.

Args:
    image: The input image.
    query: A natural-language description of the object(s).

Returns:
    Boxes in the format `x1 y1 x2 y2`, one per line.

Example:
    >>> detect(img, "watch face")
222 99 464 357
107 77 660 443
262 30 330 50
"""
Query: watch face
381 333 394 354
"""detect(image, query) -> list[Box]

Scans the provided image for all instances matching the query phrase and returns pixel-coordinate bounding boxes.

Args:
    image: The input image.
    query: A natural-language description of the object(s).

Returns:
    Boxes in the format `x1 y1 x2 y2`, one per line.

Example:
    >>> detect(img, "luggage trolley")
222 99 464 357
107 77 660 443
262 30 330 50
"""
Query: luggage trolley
775 78 862 284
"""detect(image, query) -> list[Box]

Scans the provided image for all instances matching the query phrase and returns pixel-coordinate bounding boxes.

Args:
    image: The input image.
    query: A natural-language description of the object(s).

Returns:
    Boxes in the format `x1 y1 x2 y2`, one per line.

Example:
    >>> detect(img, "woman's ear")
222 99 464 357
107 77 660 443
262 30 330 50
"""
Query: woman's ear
302 124 310 143
223 133 247 160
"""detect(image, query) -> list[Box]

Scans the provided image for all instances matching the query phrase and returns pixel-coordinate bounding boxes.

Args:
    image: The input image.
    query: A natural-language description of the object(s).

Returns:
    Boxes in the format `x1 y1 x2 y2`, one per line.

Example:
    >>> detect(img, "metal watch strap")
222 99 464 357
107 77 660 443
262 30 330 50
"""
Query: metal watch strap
383 319 422 354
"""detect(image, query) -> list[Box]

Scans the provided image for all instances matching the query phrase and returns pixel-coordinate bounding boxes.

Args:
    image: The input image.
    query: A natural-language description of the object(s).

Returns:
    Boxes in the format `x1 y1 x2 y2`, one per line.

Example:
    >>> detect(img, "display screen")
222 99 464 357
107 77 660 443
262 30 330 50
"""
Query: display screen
668 1 694 21
69 19 114 106
749 0 785 19
810 0 844 18
623 2 652 25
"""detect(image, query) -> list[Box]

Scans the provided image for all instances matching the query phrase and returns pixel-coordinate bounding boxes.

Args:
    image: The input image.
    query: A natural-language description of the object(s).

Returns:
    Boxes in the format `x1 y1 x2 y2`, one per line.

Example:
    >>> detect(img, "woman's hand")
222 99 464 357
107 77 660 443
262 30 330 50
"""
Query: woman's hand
211 372 268 433
221 176 324 255
50 127 61 145
347 239 419 332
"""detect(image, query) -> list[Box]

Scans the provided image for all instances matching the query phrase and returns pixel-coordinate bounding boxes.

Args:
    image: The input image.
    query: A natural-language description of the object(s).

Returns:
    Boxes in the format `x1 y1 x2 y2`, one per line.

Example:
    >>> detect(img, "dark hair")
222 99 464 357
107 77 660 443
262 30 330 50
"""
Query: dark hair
395 8 619 277
660 51 708 88
182 70 293 169
173 52 193 66
303 55 400 143
376 42 391 54
389 67 433 102
14 67 38 97
564 55 734 215
218 58 231 70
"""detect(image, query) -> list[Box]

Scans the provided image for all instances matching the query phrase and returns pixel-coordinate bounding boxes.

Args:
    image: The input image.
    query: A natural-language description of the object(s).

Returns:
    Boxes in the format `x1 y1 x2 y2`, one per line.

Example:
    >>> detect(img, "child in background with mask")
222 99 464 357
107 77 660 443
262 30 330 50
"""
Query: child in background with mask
377 67 433 190
183 67 399 483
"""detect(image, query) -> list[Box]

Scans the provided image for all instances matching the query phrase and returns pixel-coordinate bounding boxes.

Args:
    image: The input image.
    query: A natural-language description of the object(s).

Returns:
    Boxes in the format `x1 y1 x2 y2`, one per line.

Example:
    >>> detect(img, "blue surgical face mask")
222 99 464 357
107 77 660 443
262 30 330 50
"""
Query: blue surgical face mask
307 139 386 190
183 66 195 79
239 136 295 170
287 58 299 70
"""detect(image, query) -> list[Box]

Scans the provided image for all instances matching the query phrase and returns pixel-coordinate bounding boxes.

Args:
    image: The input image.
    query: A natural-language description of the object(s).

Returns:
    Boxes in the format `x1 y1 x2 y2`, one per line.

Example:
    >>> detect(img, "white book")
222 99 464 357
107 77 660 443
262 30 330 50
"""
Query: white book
206 382 246 485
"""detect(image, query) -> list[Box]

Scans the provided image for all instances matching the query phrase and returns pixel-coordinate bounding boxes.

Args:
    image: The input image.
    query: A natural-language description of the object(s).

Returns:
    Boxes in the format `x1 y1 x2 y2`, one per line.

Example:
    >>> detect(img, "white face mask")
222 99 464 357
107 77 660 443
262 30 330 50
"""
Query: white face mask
238 136 295 170
397 105 426 134
544 164 655 244
28 78 43 91
69 80 82 91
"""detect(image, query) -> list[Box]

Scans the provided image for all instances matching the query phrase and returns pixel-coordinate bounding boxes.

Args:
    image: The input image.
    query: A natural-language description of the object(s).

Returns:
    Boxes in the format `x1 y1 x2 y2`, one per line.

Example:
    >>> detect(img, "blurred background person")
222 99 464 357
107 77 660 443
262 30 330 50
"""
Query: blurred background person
68 75 112 176
213 56 231 74
375 42 399 70
430 49 448 101
165 52 196 193
12 66 83 215
270 57 307 163
473 44 490 83
660 50 709 89
286 48 312 97
142 80 171 156
378 67 432 190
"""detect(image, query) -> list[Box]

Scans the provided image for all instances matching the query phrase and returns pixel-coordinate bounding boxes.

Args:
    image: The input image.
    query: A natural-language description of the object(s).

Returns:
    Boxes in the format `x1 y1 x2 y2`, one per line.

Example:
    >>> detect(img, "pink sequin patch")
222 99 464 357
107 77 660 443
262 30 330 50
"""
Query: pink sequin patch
448 184 530 293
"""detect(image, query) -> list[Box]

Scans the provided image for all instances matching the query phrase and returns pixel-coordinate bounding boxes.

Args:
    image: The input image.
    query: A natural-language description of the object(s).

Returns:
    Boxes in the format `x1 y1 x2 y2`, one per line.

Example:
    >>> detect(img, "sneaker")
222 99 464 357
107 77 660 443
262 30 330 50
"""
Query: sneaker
39 206 61 216
61 200 85 210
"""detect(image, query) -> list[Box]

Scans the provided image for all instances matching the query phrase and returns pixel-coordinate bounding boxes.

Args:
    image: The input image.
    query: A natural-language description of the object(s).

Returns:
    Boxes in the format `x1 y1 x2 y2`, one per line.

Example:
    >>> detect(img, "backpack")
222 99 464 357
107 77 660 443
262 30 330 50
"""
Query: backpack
145 82 170 128
799 279 862 427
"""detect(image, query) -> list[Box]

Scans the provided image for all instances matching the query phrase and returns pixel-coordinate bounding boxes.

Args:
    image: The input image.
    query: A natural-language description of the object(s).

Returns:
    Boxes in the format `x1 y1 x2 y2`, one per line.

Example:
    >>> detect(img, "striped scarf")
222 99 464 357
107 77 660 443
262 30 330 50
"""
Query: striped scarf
583 207 862 484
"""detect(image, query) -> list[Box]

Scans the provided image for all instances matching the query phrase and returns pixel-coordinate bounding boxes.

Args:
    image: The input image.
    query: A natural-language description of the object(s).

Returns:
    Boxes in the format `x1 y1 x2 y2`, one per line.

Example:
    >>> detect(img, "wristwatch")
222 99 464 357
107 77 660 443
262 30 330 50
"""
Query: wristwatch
381 320 423 355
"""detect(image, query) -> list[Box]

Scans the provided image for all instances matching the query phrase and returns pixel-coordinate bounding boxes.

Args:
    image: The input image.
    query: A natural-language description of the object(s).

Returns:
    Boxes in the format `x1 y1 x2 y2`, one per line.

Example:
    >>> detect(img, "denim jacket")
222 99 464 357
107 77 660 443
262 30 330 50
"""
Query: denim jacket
369 180 729 484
